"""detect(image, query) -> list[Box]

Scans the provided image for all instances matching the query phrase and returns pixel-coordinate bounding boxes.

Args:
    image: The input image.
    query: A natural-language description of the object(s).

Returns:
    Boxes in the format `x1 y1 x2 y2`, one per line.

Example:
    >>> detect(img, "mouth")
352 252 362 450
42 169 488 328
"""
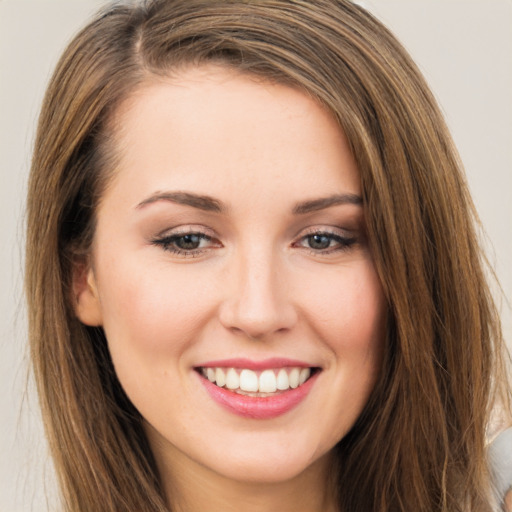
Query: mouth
194 359 321 419
196 366 319 396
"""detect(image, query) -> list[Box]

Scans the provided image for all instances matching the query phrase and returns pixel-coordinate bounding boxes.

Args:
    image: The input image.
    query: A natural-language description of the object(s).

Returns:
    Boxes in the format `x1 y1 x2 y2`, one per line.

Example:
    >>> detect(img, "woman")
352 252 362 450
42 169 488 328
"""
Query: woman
25 0 511 510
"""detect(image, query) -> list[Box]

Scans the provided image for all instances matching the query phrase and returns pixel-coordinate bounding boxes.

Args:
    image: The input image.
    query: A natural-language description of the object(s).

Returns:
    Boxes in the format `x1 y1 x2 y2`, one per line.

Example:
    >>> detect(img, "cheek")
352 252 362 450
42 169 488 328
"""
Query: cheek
300 260 386 352
298 260 385 417
95 253 220 384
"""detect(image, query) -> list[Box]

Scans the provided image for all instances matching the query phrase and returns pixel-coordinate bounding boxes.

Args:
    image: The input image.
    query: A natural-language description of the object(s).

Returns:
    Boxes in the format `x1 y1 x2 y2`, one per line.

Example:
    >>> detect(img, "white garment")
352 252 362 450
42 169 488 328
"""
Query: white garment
489 427 512 509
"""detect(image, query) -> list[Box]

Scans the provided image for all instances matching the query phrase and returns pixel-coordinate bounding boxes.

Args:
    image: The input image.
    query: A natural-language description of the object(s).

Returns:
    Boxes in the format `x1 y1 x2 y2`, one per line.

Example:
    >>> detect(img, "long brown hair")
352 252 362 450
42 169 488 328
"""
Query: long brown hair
26 1 511 510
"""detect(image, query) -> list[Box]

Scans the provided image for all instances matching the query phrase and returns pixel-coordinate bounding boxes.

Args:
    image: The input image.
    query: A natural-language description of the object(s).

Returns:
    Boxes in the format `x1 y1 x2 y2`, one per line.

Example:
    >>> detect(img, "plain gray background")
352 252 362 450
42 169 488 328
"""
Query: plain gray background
1 1 511 510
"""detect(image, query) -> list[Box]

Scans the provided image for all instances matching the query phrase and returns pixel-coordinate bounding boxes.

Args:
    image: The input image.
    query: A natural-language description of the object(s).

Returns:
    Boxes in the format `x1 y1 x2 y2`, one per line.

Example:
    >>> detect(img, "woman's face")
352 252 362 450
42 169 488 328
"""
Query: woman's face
76 66 386 485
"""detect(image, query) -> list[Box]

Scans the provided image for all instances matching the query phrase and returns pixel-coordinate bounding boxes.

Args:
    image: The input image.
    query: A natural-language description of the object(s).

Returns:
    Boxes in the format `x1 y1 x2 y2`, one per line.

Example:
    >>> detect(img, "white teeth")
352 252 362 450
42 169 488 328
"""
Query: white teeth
215 368 226 387
201 366 314 393
259 369 277 393
289 368 300 389
225 368 239 390
276 368 290 390
299 368 310 385
240 369 259 392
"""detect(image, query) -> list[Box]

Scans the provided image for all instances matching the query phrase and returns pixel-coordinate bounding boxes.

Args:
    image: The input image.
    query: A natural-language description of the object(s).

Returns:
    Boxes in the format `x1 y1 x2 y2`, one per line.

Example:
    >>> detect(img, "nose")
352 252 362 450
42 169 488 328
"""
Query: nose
218 247 297 340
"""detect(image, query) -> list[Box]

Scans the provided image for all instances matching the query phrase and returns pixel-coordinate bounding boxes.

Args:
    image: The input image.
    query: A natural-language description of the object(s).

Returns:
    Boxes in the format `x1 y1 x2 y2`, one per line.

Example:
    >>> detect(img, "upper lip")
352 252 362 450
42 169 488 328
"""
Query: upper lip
196 357 317 371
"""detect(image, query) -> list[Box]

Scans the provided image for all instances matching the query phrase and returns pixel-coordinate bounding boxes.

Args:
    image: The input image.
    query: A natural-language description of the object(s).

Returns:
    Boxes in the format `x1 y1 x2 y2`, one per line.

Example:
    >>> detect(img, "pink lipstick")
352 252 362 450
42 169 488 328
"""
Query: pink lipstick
195 358 319 419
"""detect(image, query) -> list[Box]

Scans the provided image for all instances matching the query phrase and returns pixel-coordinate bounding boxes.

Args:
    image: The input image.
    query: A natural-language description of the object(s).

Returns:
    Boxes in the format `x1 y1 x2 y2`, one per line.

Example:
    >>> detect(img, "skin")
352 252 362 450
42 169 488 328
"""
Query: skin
75 65 386 512
506 489 512 512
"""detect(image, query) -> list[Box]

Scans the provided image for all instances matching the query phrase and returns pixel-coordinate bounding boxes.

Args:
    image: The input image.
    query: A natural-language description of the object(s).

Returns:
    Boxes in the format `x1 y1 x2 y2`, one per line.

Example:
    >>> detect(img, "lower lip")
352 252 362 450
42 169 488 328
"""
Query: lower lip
198 371 319 419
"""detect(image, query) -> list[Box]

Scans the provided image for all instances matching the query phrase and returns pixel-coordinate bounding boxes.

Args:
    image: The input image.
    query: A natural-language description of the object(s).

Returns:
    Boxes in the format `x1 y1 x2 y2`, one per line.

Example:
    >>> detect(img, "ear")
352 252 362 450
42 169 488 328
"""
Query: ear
72 260 103 326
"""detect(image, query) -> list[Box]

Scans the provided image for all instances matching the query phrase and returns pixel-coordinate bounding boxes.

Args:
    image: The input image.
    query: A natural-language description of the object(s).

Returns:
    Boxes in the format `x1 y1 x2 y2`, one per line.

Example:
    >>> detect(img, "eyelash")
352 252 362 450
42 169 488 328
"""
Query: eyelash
151 229 357 258
293 230 357 255
152 231 217 257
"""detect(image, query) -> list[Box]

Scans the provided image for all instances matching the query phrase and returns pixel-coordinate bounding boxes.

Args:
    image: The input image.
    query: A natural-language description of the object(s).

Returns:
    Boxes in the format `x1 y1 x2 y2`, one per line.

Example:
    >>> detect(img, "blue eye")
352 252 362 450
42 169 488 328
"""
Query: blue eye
152 232 216 255
306 234 334 250
297 231 356 253
152 228 356 257
173 234 204 250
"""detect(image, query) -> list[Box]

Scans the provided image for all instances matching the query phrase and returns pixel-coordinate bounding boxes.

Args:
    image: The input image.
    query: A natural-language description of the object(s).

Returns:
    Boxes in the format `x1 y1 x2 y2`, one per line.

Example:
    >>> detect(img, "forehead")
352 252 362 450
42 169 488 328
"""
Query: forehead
104 65 361 211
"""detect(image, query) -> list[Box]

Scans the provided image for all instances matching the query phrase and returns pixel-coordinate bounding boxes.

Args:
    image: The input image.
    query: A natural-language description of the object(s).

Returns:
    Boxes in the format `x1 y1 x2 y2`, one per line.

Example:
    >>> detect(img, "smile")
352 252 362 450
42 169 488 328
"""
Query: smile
195 360 321 419
199 366 313 395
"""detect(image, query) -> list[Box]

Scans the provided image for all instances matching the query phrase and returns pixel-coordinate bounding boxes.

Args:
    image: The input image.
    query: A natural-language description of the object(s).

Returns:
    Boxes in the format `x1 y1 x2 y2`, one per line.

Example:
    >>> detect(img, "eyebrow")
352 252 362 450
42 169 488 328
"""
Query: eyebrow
292 193 362 214
136 191 362 215
136 191 224 213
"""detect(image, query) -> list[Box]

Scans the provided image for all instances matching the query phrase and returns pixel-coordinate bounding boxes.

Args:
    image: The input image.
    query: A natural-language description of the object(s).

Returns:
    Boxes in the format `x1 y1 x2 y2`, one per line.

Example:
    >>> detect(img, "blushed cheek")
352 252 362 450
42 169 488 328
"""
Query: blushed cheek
97 257 221 364
98 278 200 407
303 263 385 351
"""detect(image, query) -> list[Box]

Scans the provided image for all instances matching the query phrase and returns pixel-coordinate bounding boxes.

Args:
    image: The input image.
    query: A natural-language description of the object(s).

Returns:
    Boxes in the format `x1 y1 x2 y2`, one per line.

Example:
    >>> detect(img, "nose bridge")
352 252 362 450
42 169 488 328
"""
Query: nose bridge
219 242 296 339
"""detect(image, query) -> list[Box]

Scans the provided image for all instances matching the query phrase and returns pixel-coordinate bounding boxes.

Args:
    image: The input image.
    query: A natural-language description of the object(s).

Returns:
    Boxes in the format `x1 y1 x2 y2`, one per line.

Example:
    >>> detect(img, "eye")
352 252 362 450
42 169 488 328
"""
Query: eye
295 230 357 254
306 234 335 250
152 230 221 256
173 233 205 250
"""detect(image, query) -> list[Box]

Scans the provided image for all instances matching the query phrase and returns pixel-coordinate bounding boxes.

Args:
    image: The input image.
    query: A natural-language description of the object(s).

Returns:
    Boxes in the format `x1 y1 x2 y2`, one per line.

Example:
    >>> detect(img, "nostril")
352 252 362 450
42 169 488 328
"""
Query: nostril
218 300 297 341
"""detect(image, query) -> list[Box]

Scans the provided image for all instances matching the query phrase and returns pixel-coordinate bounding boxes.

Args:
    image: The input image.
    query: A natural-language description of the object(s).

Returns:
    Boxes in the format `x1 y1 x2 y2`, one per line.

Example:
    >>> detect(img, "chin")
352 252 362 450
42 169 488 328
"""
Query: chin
197 428 334 486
